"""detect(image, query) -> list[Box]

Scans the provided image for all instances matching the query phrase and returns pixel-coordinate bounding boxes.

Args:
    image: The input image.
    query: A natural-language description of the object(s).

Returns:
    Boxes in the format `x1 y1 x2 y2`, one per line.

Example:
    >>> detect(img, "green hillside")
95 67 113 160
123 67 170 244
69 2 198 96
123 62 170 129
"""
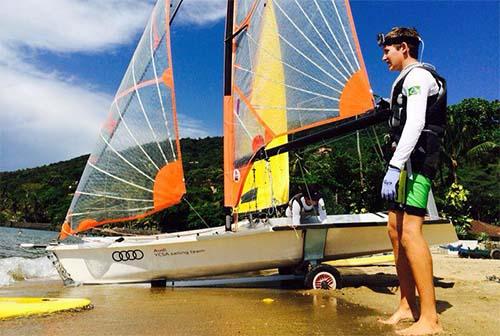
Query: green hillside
0 98 498 237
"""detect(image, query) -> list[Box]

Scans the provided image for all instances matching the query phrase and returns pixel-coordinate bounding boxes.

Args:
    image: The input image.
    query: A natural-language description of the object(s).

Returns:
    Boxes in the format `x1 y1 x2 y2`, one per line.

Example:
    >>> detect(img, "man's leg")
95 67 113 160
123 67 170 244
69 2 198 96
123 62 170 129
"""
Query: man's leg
397 213 441 335
379 210 418 324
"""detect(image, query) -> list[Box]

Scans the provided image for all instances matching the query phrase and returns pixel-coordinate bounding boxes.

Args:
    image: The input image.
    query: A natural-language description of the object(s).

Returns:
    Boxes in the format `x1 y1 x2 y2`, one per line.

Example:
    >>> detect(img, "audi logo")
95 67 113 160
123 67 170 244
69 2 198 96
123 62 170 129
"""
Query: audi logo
112 249 144 262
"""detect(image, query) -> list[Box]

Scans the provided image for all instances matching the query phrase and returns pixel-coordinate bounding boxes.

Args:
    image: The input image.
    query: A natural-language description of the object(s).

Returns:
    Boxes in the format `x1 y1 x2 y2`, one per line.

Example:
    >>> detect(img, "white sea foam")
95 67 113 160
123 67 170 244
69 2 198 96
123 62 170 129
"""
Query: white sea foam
0 256 58 286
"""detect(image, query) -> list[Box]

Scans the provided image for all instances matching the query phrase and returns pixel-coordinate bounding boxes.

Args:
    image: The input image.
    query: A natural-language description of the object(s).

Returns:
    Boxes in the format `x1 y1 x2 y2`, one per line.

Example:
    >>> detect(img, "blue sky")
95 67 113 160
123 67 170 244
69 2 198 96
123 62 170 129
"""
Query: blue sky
0 0 498 172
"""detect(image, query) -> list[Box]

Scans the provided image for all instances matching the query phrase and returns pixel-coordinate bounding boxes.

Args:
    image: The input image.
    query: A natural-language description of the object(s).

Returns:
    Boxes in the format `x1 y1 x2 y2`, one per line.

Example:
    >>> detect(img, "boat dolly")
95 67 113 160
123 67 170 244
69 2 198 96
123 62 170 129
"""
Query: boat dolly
151 226 342 290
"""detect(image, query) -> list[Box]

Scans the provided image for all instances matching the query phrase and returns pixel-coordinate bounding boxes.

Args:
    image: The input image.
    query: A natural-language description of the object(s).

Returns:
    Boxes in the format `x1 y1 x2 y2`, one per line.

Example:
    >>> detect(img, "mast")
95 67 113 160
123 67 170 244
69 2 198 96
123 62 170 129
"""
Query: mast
223 0 234 96
223 0 235 225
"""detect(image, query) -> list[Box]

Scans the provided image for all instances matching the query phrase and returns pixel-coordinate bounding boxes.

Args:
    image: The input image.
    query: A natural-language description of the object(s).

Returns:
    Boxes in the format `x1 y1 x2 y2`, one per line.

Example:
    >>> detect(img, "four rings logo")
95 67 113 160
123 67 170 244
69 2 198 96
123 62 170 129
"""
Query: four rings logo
112 249 144 262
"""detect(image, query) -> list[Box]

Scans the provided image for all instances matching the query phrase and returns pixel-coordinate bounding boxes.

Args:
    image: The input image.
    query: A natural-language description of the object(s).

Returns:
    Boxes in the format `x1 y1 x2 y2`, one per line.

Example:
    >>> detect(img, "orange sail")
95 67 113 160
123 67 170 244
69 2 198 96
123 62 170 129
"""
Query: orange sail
60 0 184 239
223 0 374 211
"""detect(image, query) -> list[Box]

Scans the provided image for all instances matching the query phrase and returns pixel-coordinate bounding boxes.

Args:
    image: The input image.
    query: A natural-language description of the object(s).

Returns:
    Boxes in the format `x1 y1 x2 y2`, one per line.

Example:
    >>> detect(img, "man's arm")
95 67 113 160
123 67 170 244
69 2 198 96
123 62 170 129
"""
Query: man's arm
317 198 327 223
292 200 301 226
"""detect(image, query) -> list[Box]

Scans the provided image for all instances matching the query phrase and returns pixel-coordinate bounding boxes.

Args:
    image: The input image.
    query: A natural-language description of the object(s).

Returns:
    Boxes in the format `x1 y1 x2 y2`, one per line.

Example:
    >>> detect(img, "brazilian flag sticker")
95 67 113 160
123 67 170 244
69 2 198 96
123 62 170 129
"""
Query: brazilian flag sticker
408 86 421 96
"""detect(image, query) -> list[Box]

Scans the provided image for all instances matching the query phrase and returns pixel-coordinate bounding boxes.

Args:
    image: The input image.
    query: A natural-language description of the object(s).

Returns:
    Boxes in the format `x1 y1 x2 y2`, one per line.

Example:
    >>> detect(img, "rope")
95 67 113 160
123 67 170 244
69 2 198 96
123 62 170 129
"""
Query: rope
182 197 210 228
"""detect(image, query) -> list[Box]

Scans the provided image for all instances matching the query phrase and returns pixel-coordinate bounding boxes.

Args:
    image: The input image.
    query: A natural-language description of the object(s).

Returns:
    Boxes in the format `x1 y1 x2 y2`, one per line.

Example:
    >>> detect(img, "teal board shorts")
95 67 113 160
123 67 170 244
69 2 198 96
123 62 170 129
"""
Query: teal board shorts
388 170 431 216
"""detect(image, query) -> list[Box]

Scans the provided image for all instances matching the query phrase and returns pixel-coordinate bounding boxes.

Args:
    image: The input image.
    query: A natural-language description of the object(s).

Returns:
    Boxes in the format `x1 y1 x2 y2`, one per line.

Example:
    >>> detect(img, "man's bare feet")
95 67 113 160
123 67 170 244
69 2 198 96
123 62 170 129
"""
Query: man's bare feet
396 318 442 335
378 307 417 325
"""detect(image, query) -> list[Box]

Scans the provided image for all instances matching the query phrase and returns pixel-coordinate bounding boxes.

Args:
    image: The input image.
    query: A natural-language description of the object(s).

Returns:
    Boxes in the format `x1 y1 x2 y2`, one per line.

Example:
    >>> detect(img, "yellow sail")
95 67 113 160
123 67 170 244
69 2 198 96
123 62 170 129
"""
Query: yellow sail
223 0 374 211
236 0 288 213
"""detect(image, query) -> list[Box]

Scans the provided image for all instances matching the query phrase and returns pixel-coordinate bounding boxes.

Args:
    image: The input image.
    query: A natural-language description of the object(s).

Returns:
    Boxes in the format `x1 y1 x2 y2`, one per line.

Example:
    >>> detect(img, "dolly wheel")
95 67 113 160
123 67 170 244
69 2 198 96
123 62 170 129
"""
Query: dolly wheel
491 249 500 260
304 264 342 290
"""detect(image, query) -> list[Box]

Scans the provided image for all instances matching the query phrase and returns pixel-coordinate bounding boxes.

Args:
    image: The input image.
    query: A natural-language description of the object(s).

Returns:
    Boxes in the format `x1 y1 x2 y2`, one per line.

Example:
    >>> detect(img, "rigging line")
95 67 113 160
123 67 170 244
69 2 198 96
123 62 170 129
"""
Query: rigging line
131 53 169 164
233 107 255 140
235 65 339 102
111 25 167 134
149 10 176 161
273 1 349 82
113 101 160 171
255 10 346 88
245 32 343 94
253 105 339 112
75 191 153 203
356 130 365 189
296 156 319 217
299 132 353 155
68 206 155 218
182 197 210 228
88 162 153 194
330 0 360 70
295 0 352 77
169 0 184 24
370 126 386 166
244 0 254 74
313 0 356 73
360 127 383 165
99 133 155 183
264 158 278 216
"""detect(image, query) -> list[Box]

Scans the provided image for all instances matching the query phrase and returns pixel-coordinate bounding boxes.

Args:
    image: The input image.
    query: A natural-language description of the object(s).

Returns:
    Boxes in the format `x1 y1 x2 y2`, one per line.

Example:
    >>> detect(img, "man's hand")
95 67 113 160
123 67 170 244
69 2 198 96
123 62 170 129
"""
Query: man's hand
381 166 401 200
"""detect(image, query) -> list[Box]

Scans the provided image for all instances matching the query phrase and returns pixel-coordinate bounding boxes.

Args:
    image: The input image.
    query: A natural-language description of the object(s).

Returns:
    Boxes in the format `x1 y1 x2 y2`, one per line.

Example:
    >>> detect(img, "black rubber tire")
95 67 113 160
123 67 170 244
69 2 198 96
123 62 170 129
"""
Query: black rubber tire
490 249 500 260
304 264 342 290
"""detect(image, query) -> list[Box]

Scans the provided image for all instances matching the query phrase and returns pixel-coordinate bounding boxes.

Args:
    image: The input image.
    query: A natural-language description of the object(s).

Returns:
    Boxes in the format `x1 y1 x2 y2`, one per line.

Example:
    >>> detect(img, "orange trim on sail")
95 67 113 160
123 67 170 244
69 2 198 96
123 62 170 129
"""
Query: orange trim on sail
162 68 173 88
58 222 74 240
339 69 373 118
234 0 259 31
223 95 236 206
233 85 276 138
153 161 185 209
72 206 177 235
223 94 254 208
345 0 374 106
115 78 159 101
165 0 184 165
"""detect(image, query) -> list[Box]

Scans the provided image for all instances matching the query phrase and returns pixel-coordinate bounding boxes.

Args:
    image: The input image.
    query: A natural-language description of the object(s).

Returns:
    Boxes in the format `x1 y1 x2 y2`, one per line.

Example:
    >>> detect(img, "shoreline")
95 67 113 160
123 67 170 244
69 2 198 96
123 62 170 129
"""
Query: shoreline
0 251 499 335
0 222 57 231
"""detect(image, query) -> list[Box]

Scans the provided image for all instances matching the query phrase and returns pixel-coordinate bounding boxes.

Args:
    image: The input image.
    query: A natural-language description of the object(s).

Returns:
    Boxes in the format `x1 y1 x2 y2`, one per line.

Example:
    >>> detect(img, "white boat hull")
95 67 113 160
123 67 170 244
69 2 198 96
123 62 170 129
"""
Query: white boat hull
47 213 457 285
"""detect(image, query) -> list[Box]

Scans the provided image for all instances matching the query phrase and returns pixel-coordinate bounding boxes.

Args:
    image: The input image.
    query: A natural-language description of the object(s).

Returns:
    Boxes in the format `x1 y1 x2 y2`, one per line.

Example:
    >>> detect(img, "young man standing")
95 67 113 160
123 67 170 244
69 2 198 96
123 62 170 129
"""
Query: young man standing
377 27 447 335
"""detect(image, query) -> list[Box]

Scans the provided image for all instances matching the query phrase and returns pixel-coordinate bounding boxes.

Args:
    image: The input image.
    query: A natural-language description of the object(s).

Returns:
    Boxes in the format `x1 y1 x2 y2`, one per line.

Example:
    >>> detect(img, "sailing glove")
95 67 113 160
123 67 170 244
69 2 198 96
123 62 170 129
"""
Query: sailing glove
381 166 401 201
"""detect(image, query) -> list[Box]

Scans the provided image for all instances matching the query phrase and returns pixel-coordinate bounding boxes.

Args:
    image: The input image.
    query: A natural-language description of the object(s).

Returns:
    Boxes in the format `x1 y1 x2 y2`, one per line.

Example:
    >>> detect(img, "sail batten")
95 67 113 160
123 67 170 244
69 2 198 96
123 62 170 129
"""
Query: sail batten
224 0 374 211
60 0 185 239
98 133 155 182
312 0 355 73
131 53 169 165
245 32 343 94
235 64 340 102
273 1 350 82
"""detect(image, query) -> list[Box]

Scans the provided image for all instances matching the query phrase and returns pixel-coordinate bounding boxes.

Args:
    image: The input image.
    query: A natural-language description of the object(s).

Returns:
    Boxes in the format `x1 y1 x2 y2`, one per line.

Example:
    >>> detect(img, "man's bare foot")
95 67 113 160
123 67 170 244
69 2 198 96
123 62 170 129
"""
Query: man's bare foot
396 318 442 335
378 307 417 325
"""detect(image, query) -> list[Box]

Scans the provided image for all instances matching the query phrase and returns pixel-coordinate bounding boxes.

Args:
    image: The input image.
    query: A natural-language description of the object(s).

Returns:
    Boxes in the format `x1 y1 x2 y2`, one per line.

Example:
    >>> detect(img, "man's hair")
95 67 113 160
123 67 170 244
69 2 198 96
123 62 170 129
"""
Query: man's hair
384 27 420 59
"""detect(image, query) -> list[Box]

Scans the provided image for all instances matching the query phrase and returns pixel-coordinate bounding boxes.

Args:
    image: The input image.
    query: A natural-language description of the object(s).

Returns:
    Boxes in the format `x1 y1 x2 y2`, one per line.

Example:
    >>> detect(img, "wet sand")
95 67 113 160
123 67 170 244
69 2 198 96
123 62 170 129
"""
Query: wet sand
1 252 499 335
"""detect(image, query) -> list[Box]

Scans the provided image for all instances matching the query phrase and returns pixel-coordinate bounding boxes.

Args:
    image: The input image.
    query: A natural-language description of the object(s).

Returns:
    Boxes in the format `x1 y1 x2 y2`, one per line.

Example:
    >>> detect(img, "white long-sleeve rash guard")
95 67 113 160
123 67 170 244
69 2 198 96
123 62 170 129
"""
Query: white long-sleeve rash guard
389 63 440 170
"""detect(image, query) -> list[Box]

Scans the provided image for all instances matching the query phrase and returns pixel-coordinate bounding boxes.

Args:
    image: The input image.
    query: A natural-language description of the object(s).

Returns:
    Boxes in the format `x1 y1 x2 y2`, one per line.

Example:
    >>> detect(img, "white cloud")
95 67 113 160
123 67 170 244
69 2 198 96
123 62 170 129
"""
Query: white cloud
0 63 111 171
175 0 226 26
178 114 211 139
0 0 217 171
0 0 154 53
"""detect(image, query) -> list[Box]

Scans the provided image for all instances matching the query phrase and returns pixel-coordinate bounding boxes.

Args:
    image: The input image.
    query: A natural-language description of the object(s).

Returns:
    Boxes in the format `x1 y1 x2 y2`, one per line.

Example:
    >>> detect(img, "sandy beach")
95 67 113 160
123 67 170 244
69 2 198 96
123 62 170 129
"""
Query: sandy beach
1 251 499 336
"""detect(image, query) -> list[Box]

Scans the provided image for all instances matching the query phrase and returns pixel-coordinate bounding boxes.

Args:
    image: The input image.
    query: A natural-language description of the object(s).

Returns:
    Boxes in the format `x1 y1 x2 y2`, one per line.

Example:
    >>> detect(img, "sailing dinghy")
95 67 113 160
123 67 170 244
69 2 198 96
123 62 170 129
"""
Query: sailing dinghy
47 0 457 288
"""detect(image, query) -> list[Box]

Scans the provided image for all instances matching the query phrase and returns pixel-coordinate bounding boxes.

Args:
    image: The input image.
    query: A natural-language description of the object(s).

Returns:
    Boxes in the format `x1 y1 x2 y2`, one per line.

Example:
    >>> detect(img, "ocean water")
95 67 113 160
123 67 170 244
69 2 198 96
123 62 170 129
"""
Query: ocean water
0 226 59 286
